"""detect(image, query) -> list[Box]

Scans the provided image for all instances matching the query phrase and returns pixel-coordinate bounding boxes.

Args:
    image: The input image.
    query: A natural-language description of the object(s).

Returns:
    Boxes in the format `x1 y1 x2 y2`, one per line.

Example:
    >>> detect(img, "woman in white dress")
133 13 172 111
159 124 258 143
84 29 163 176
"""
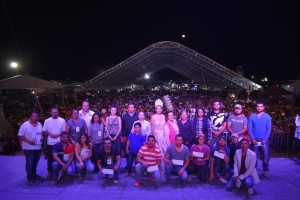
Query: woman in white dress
151 99 167 176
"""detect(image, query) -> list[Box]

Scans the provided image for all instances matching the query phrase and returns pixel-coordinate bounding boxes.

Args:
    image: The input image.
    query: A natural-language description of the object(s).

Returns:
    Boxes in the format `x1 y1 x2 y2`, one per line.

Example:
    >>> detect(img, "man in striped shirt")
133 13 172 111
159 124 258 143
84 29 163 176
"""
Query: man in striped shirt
134 135 162 187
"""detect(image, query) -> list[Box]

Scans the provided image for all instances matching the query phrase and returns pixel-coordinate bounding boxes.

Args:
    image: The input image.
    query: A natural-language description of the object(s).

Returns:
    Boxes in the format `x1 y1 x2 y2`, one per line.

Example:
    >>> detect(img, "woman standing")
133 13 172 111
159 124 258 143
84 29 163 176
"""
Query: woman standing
66 108 87 145
151 99 167 175
105 105 122 151
88 112 105 166
74 133 94 178
192 107 212 145
131 111 151 137
177 110 195 149
164 111 179 146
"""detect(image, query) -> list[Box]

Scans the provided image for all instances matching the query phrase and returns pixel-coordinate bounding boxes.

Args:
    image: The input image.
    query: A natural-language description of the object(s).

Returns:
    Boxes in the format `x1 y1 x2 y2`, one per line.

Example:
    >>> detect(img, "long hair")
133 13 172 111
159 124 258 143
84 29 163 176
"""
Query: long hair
78 133 91 149
91 112 102 124
196 107 205 117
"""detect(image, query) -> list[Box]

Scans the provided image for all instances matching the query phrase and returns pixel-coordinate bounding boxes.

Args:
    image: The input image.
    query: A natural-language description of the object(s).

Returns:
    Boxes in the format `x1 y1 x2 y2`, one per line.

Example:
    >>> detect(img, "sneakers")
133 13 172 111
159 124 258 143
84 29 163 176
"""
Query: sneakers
113 180 119 184
27 180 34 186
150 176 155 183
248 188 254 195
219 177 227 184
166 179 171 185
263 171 269 178
134 180 142 187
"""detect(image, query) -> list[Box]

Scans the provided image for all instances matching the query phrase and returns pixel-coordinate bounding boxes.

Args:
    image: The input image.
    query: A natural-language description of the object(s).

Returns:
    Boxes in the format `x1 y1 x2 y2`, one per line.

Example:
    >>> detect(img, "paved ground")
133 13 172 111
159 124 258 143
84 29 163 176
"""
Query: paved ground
0 155 300 200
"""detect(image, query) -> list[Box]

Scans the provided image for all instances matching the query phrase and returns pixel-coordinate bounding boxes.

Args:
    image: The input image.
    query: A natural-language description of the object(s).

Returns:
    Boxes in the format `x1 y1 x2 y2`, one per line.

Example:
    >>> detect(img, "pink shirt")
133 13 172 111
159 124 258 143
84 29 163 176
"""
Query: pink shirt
166 121 179 145
190 144 210 166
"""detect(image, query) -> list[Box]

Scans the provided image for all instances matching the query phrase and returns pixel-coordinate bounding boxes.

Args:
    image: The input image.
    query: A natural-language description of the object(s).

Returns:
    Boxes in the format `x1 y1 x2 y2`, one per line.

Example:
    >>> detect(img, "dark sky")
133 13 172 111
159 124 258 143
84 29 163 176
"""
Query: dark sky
1 1 299 83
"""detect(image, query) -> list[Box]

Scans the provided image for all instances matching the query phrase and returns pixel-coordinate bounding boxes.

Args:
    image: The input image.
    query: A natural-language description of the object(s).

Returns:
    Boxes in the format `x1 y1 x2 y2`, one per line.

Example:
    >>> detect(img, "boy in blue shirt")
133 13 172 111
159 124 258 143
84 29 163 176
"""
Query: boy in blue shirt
126 122 146 176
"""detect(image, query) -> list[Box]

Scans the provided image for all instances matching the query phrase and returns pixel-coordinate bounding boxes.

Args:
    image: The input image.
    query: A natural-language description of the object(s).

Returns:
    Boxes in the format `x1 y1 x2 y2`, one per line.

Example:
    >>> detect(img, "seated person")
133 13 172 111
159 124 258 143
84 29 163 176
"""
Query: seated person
164 135 190 185
97 138 121 184
52 132 74 184
126 122 146 176
209 137 230 184
226 138 260 195
74 133 94 179
227 133 241 169
187 134 210 182
134 135 162 187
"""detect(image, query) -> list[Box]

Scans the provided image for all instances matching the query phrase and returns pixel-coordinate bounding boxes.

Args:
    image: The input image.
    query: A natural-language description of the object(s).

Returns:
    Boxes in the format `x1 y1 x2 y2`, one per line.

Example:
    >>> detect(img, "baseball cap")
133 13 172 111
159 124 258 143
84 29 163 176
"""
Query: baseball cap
234 104 242 109
231 133 239 138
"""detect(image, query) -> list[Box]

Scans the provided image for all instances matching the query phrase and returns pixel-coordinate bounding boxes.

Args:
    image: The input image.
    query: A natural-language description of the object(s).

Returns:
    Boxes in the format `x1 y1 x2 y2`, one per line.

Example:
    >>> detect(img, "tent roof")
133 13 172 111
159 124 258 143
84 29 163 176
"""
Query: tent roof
0 74 63 89
75 41 261 92
292 80 300 87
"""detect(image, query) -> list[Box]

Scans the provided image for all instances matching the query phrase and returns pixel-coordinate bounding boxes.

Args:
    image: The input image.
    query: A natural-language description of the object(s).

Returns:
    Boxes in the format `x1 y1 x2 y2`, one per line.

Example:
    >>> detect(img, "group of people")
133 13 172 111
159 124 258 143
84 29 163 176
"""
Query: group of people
17 97 275 195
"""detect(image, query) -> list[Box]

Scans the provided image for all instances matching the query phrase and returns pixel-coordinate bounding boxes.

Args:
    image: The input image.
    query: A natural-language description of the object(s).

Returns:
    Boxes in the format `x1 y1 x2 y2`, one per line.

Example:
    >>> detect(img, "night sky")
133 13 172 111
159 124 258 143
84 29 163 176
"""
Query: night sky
1 1 299 83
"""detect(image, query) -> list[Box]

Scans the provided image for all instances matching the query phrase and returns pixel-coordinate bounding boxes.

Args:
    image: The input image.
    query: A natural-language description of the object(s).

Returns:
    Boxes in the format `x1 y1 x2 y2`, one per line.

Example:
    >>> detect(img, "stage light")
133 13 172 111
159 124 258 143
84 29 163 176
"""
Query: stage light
144 74 150 79
11 62 18 68
182 35 185 38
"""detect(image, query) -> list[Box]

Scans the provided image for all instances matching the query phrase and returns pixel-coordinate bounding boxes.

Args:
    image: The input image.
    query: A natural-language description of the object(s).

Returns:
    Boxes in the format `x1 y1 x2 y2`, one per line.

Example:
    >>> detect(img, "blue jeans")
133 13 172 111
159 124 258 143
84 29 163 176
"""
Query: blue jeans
165 163 188 181
24 149 41 180
75 159 94 173
52 161 74 179
135 163 160 182
226 176 253 191
252 139 269 171
100 163 121 180
93 143 104 160
213 163 230 177
127 152 137 174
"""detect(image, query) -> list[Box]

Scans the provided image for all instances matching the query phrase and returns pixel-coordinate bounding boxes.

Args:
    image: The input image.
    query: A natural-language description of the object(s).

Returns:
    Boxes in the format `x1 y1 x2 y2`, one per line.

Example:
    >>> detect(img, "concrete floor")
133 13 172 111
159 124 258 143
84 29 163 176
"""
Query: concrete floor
0 155 300 200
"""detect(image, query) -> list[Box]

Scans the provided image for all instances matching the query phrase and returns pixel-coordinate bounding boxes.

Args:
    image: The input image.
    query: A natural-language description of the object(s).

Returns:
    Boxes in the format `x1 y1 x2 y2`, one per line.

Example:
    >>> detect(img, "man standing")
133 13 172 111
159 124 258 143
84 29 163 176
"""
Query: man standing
97 138 121 184
43 107 66 178
227 133 241 169
226 138 260 195
52 132 74 185
164 135 190 185
206 100 227 147
121 103 138 167
79 100 94 128
135 135 162 187
18 110 43 186
209 137 230 184
248 101 271 177
227 104 248 140
177 111 196 149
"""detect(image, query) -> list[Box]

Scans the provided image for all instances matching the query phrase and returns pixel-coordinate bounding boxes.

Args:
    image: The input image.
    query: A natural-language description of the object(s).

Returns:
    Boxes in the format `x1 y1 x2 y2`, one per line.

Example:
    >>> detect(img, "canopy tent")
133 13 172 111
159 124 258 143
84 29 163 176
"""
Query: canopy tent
75 41 261 92
0 74 63 89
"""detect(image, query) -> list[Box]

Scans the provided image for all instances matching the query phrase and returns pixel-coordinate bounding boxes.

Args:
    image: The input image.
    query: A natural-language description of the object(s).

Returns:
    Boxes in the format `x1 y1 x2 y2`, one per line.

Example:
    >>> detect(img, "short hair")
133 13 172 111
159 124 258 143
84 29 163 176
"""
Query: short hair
180 110 188 116
147 135 155 140
175 135 183 140
82 100 90 105
71 108 79 114
213 100 221 105
51 107 58 111
30 110 39 116
104 138 112 143
128 102 135 107
256 101 265 106
91 112 102 124
61 132 69 137
134 122 141 128
218 136 226 141
240 138 249 144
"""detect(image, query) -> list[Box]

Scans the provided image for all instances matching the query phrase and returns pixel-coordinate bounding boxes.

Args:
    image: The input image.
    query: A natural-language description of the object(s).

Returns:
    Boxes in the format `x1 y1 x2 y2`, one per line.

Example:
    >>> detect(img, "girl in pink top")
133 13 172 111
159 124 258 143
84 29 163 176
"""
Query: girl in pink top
164 111 179 146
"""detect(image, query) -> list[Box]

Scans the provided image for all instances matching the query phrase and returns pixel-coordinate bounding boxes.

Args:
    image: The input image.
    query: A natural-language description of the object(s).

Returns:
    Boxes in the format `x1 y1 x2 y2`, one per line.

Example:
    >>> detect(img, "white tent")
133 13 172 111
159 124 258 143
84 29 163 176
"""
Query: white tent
0 74 63 89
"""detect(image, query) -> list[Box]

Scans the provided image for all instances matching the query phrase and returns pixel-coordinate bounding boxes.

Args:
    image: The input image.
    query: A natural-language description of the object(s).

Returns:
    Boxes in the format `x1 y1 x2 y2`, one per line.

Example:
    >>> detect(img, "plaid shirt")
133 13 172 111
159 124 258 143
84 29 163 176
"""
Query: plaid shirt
196 118 212 141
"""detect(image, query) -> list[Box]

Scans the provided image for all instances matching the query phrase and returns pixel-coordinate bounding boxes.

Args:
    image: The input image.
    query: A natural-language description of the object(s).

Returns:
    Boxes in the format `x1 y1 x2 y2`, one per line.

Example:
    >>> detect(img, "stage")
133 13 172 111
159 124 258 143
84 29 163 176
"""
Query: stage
0 156 299 200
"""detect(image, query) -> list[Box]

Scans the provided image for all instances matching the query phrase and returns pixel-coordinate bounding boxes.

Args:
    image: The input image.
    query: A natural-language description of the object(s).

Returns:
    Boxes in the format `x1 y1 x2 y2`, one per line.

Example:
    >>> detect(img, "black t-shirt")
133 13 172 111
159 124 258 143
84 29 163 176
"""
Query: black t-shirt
206 110 227 132
97 147 120 166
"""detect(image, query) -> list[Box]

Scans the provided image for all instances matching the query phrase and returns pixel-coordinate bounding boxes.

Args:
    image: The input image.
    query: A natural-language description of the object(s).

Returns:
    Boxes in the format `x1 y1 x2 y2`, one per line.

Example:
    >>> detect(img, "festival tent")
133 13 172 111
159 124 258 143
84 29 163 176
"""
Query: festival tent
0 74 63 89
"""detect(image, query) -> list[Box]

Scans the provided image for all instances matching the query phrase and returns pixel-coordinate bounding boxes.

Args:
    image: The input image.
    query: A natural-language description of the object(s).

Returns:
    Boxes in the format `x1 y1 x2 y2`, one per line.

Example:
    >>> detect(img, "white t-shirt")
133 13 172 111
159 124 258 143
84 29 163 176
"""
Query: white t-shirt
42 117 66 145
18 121 43 150
79 109 94 128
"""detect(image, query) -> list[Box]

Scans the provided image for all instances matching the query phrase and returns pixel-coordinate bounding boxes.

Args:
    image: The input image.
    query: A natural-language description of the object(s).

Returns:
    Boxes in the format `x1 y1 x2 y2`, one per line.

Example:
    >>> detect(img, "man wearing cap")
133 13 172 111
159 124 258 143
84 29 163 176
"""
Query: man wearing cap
227 104 248 141
248 101 271 178
208 137 230 184
227 133 241 169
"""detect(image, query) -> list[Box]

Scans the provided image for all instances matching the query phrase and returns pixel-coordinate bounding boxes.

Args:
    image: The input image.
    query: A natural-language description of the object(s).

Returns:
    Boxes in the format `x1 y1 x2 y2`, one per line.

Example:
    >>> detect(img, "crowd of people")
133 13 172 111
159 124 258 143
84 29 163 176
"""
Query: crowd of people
11 95 300 195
